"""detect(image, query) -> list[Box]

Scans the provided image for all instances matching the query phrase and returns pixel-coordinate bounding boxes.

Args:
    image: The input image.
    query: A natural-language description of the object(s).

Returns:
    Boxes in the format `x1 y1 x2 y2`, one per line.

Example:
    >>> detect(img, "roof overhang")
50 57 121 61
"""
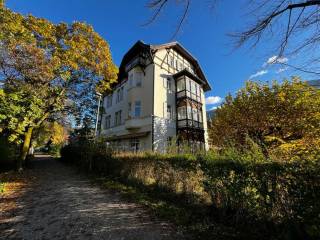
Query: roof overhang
173 69 208 89
115 40 212 92
150 42 211 92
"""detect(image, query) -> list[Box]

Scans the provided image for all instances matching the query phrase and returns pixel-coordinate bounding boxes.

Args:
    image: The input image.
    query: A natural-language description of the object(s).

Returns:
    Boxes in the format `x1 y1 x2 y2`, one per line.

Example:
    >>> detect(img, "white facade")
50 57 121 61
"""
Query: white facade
99 41 211 153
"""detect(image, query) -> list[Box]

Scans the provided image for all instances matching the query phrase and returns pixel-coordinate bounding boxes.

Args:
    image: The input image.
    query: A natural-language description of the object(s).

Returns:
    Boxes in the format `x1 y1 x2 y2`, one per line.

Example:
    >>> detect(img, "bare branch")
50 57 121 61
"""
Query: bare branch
142 0 169 27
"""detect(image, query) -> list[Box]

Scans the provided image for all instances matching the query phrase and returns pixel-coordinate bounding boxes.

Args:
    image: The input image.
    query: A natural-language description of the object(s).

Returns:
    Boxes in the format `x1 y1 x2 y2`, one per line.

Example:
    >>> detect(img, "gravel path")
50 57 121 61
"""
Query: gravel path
0 155 185 240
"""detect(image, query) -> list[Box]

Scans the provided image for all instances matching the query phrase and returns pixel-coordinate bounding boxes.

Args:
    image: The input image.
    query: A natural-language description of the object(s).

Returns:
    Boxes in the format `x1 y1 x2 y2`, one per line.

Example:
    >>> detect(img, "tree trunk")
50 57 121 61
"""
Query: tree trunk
17 126 33 171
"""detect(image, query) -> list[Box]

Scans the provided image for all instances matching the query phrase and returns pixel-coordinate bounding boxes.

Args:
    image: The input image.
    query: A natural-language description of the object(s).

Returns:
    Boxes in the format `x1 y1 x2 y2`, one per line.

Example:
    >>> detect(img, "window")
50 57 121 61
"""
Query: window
191 80 196 94
129 73 133 87
128 102 132 118
105 115 111 129
136 72 142 87
169 56 174 67
116 87 124 103
193 108 198 122
120 87 124 101
177 79 185 92
130 138 140 152
167 78 172 91
187 106 192 119
177 106 187 120
167 105 172 119
106 94 112 108
179 62 183 71
115 110 122 126
175 60 179 70
198 110 203 123
186 78 191 91
134 101 141 117
116 89 120 103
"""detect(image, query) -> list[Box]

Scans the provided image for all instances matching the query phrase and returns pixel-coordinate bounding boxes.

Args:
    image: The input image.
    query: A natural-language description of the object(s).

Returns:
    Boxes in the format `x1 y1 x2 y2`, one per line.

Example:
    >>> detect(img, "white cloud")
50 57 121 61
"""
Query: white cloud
205 96 223 105
249 70 268 79
264 55 288 66
276 67 288 73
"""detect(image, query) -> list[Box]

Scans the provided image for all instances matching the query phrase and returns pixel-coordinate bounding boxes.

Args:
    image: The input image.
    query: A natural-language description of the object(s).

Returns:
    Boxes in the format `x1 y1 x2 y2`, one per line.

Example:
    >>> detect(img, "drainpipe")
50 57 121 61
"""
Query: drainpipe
151 64 155 151
94 92 102 138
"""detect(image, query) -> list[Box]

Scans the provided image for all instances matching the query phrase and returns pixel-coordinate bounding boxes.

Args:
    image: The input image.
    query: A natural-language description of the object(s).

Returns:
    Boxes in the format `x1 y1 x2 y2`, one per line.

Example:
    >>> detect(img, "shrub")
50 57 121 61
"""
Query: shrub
0 136 18 170
60 142 320 239
200 158 320 239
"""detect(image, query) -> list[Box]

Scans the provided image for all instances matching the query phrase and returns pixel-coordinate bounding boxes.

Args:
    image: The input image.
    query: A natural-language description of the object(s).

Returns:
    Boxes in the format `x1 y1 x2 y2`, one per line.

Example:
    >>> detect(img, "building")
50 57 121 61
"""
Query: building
98 41 211 152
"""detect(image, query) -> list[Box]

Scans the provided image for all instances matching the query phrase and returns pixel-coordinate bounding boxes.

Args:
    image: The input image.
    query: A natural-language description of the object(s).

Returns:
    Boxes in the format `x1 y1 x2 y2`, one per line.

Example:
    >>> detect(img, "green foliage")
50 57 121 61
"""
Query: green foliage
0 7 118 165
0 88 45 144
60 143 320 239
201 158 320 238
209 78 320 161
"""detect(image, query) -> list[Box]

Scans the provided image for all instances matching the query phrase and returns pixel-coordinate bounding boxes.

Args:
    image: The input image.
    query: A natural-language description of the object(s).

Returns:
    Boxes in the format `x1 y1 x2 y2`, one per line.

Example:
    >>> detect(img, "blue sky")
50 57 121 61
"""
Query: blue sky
6 0 310 110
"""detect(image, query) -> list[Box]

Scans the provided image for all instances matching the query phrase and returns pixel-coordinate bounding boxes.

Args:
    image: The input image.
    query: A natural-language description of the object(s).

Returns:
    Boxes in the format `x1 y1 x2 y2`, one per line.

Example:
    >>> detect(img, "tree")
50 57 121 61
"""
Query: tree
0 7 118 169
146 0 320 75
33 121 68 148
208 78 320 160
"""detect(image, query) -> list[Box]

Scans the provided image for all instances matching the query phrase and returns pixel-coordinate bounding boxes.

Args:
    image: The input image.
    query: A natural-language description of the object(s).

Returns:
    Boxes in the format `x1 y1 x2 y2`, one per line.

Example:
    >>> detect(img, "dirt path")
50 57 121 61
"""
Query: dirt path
0 155 184 240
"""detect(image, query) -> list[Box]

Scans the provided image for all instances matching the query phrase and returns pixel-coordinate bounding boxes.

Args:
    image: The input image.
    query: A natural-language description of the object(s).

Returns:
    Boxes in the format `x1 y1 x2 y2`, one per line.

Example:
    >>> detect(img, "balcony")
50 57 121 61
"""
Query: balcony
125 56 147 72
125 118 143 129
125 116 151 130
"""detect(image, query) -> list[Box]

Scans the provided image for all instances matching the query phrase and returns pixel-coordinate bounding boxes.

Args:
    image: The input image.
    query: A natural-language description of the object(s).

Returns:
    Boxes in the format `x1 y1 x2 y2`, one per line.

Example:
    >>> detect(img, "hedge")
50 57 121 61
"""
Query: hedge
60 142 320 239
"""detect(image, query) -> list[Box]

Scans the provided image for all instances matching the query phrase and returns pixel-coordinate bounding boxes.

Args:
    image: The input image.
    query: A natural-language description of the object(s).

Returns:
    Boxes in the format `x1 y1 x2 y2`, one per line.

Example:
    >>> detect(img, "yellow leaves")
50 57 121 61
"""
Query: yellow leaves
278 91 286 101
269 137 320 162
51 122 67 145
209 77 320 161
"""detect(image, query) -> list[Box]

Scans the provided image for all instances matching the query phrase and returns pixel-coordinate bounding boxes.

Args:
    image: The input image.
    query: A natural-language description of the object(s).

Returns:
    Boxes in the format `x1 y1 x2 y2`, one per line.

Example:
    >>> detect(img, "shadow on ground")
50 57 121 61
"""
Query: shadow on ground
0 155 184 240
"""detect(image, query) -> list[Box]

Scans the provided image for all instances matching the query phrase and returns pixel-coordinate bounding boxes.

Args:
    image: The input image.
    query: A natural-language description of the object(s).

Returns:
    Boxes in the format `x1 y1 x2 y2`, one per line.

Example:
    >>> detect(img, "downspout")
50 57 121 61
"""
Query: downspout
150 48 155 151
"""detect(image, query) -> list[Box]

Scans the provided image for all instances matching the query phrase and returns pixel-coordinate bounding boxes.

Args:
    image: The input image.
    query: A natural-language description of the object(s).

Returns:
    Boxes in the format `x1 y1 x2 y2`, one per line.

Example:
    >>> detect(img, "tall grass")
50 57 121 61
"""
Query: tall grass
60 141 320 239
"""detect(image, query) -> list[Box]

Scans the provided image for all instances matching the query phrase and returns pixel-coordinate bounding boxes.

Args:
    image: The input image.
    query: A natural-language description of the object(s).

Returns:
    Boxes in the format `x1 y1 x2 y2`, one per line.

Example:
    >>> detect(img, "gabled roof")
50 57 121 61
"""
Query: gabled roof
118 40 211 91
150 41 211 91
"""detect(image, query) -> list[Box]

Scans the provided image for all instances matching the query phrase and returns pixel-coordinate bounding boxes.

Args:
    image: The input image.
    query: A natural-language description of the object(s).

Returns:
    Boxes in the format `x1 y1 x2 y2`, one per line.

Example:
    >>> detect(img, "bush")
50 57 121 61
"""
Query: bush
60 142 320 239
200 158 320 239
0 136 18 170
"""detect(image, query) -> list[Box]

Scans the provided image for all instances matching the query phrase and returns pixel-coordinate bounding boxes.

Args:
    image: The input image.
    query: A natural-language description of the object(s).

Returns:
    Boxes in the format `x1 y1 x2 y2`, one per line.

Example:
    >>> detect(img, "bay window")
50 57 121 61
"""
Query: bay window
176 76 202 103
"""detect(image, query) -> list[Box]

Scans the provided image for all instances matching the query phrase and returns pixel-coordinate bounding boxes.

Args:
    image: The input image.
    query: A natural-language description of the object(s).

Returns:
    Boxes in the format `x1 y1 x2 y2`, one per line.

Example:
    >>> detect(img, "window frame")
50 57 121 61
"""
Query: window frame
105 115 111 129
167 105 172 119
134 101 141 118
106 94 112 108
115 110 122 126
